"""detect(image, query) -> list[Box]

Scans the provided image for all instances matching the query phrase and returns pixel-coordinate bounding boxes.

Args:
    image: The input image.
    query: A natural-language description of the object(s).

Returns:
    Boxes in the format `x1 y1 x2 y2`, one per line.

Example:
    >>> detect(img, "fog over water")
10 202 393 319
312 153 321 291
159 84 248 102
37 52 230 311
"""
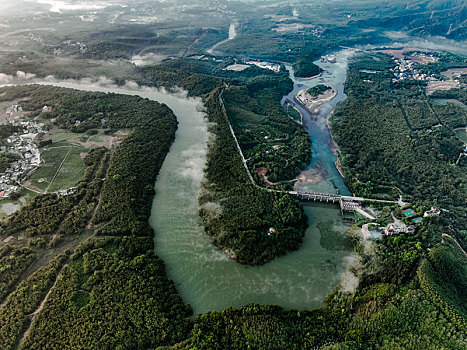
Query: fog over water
379 31 467 56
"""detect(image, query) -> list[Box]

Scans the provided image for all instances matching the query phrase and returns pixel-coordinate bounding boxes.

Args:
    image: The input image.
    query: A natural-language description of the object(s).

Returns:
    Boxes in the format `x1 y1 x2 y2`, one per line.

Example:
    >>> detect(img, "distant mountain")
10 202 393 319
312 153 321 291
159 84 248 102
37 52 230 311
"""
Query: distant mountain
351 0 466 41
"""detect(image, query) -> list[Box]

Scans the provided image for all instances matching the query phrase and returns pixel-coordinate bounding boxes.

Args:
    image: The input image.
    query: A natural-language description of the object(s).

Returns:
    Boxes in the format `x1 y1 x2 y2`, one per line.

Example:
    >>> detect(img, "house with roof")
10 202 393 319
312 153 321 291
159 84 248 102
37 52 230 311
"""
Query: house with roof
424 207 441 218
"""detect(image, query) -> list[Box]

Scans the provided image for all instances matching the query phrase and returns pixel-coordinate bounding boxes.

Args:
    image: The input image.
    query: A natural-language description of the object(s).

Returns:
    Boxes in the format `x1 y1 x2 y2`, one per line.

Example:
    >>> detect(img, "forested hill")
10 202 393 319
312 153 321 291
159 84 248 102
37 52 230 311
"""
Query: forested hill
0 49 465 350
138 59 311 265
351 0 467 40
331 52 467 236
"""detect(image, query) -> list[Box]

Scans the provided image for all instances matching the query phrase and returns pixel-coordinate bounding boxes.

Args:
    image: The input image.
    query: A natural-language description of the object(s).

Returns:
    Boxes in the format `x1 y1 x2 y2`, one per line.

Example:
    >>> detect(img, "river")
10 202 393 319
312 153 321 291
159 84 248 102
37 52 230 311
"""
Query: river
148 39 466 313
2 27 464 316
19 55 355 315
283 49 355 196
207 23 237 55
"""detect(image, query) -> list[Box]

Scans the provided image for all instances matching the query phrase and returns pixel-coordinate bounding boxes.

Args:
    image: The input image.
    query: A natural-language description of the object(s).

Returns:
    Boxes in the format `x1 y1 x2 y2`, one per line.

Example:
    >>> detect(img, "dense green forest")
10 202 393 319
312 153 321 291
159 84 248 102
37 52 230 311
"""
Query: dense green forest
199 89 307 265
22 237 191 350
307 84 332 97
0 254 68 349
0 1 466 348
0 49 465 350
0 246 35 303
293 59 322 78
138 57 311 186
223 75 311 184
158 50 467 348
331 53 467 220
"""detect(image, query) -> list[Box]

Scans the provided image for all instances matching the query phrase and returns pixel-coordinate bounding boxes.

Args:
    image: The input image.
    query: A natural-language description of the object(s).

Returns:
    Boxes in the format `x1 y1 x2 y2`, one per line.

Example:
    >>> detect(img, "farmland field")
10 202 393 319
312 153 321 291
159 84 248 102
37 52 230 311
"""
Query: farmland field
27 146 85 192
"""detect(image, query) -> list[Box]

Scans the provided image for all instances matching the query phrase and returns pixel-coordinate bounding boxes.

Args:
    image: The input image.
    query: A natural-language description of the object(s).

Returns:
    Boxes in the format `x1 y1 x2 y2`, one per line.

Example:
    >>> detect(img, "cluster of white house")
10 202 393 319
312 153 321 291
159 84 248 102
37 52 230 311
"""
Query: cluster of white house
0 106 44 197
391 54 441 82
243 60 281 72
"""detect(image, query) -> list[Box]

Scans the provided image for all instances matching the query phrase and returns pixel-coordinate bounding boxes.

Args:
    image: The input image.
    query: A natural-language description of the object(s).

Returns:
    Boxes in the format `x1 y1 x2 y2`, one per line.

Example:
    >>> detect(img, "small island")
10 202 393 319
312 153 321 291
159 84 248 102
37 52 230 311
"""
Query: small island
293 59 323 78
295 84 337 114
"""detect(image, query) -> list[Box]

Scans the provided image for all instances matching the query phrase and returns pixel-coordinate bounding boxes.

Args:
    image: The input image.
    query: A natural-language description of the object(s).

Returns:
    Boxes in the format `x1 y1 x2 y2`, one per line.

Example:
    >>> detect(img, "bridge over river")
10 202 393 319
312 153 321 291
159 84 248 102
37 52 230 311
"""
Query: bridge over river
289 191 398 221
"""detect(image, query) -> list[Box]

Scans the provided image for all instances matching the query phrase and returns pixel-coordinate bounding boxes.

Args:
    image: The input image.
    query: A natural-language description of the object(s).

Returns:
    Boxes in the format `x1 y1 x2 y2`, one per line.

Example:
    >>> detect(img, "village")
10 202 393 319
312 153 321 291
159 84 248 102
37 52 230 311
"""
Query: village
387 51 466 91
390 52 441 82
0 105 44 198
223 58 281 72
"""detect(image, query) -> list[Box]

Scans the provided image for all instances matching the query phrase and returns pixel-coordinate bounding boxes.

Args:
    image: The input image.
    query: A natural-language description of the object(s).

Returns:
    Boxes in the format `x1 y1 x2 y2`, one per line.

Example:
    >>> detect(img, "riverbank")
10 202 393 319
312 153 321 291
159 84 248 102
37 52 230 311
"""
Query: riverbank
326 110 346 180
282 48 355 195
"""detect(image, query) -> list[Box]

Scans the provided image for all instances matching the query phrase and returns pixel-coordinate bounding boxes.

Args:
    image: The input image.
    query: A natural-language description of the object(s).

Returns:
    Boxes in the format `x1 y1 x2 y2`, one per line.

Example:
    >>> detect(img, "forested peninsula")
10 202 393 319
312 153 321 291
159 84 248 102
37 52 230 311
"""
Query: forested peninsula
140 60 311 265
0 85 192 349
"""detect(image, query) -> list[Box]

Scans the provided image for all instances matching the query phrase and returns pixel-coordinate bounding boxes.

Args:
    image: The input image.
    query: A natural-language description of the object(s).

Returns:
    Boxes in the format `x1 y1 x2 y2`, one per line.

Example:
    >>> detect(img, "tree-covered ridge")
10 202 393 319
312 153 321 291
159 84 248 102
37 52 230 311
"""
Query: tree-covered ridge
178 288 466 349
223 74 311 185
331 53 466 213
293 59 322 78
0 246 35 303
0 253 68 349
199 89 307 265
137 59 311 264
352 0 467 41
22 237 192 350
307 84 332 97
169 52 467 349
49 92 178 236
418 240 467 330
141 58 311 186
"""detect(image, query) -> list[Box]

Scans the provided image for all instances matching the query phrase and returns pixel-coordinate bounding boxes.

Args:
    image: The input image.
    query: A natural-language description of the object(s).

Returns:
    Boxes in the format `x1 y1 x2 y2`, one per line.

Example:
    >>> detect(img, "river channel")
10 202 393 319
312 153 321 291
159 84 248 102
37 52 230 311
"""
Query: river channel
3 27 465 315
207 23 237 55
283 49 355 196
25 54 355 314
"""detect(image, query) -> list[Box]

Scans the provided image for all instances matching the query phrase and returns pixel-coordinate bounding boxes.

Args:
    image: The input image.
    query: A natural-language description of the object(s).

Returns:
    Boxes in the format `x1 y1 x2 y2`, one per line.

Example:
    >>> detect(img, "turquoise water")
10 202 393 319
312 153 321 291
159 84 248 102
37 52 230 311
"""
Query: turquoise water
283 49 354 196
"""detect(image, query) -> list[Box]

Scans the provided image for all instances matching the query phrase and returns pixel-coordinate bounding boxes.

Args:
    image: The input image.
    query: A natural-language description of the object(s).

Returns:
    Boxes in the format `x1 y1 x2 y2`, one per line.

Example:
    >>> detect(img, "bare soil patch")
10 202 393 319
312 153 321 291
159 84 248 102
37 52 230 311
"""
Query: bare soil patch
426 80 460 95
296 88 337 115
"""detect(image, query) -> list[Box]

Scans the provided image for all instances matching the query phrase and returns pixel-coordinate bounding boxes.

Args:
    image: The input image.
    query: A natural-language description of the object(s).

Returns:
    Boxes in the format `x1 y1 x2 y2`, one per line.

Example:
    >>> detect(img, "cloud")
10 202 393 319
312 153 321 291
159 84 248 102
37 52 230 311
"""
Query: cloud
340 255 360 293
180 146 208 184
0 71 36 84
200 201 223 219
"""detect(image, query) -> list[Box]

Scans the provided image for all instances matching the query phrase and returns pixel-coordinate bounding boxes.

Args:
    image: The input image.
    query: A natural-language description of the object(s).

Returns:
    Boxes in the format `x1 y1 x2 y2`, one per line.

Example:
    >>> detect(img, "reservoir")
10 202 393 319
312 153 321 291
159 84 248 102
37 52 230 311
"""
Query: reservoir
28 62 355 314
